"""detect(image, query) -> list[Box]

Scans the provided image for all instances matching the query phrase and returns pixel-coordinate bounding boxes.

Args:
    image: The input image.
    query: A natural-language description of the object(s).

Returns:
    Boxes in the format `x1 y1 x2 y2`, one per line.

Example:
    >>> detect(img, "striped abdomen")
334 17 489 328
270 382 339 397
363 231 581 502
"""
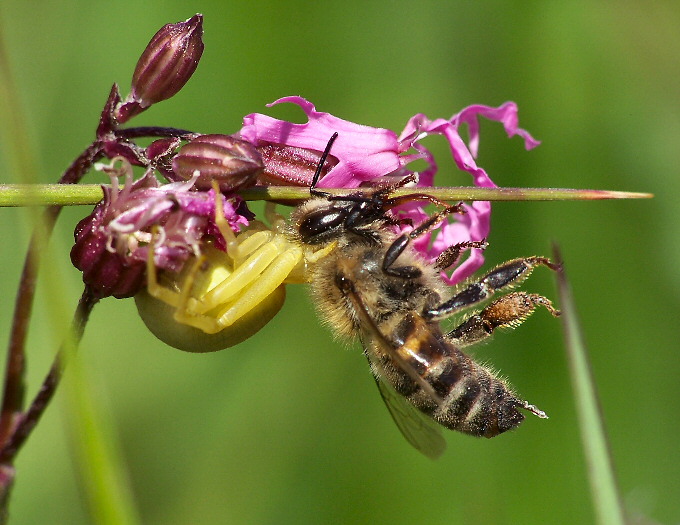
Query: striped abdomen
378 312 528 438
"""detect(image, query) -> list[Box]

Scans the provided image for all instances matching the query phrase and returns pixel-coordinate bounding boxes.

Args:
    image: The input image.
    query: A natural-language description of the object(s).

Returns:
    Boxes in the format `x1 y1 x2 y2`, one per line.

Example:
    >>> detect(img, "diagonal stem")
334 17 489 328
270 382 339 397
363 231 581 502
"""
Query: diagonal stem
0 286 98 465
0 124 197 449
0 142 104 448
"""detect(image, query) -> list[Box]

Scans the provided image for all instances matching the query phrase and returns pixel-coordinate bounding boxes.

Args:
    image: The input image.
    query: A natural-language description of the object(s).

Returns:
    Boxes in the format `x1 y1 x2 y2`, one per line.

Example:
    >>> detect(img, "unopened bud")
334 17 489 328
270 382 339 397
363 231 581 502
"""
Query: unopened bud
171 134 263 191
118 14 204 123
71 211 146 299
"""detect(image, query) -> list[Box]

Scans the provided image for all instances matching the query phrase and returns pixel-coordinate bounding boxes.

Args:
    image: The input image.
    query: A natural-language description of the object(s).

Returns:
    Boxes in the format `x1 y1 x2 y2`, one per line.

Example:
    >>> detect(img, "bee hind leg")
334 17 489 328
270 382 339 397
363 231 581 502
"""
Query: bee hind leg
445 291 560 347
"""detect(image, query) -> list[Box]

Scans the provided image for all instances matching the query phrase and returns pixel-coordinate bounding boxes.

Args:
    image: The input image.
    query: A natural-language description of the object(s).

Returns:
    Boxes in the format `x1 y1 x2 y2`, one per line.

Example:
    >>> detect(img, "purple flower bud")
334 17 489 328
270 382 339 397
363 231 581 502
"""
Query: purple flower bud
171 134 263 191
146 137 182 162
71 211 147 299
117 14 204 123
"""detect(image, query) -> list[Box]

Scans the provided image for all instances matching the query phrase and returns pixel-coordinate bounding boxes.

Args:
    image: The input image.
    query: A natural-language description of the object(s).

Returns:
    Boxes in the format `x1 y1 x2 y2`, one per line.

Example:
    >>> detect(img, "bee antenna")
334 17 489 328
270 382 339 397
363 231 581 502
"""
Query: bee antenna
310 132 339 191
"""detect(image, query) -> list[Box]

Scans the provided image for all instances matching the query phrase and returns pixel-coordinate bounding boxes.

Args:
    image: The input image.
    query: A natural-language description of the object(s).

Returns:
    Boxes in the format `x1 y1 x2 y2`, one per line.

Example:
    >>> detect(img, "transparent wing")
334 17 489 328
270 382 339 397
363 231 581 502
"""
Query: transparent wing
339 277 447 459
371 366 446 460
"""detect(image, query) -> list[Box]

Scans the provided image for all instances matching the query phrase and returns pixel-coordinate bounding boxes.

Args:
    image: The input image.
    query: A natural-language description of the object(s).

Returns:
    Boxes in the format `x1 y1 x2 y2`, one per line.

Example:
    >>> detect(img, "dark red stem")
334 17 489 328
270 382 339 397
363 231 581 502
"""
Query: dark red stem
0 286 98 464
0 142 104 448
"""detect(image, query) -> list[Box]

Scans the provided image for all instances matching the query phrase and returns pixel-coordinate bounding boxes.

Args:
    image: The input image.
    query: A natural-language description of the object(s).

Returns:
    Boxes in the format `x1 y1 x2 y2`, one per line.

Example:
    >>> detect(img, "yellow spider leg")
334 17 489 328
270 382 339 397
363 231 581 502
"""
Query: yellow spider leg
214 197 240 259
144 232 213 331
307 241 337 263
229 229 274 266
145 237 199 308
264 202 289 233
172 255 215 327
195 238 284 314
211 182 269 262
284 241 338 284
212 245 304 331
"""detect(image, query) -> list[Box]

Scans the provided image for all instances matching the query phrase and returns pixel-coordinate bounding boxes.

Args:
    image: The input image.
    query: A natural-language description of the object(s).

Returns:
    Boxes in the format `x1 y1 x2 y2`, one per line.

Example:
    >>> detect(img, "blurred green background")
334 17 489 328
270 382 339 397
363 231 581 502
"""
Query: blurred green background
1 2 678 524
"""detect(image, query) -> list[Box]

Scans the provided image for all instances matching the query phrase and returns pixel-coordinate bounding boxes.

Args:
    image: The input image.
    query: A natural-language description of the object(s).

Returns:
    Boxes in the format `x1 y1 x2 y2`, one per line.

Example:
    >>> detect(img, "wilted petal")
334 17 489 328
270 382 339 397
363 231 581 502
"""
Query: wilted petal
452 102 541 157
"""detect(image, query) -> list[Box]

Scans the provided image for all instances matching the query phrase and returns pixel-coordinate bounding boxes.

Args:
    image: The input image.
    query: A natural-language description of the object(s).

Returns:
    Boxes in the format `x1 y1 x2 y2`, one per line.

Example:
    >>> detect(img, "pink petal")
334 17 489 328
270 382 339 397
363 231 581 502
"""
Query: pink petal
452 101 541 158
240 96 401 187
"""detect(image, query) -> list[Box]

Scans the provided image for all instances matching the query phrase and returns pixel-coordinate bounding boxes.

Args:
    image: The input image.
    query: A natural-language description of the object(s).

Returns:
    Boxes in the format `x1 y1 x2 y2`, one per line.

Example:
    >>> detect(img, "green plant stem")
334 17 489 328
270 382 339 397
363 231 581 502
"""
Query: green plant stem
0 143 104 449
0 287 98 522
0 183 654 207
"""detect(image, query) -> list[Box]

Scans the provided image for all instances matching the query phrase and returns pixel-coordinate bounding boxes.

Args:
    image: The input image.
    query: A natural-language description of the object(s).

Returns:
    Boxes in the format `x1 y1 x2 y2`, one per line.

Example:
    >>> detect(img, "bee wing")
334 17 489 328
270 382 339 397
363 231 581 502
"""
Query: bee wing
338 277 446 458
371 367 446 460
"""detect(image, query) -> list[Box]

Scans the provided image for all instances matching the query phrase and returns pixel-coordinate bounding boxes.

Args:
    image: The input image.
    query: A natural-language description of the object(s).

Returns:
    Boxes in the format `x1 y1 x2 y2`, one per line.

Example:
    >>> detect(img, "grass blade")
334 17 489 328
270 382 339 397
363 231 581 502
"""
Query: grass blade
553 244 627 525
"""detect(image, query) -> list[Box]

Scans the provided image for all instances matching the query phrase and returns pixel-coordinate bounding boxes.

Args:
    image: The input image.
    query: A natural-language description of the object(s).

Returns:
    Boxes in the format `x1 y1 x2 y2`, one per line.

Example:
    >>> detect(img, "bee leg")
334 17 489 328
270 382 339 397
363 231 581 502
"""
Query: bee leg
434 240 488 271
425 256 560 320
446 291 560 347
382 204 464 279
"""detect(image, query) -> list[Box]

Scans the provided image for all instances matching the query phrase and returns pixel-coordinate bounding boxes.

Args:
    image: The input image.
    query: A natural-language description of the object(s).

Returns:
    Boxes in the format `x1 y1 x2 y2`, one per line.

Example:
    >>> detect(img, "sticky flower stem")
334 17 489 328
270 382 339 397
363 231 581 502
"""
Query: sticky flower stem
0 125 195 446
0 286 98 520
0 286 98 465
0 184 654 207
0 124 192 483
0 141 104 451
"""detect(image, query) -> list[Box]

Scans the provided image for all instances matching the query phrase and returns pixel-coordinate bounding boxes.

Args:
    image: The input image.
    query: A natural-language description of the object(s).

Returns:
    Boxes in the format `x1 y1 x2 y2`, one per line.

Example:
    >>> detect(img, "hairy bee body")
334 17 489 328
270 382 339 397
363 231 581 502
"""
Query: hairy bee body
290 197 547 448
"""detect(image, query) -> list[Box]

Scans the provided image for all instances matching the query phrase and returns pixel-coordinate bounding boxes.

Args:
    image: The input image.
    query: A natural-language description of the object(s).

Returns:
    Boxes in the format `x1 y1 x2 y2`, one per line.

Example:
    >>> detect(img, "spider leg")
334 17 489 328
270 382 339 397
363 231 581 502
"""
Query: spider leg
193 233 283 314
145 240 203 309
210 245 304 331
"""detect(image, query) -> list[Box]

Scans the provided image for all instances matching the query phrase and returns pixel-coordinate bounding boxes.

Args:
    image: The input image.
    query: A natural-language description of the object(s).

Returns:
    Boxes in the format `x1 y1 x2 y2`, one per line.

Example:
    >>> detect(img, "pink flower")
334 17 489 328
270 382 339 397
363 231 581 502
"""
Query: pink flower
239 97 539 284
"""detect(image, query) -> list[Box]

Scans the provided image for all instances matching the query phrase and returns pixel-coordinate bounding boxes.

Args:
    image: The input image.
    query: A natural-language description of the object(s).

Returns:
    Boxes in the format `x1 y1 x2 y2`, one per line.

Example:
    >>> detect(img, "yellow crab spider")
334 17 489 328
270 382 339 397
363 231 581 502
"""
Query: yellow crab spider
135 196 335 352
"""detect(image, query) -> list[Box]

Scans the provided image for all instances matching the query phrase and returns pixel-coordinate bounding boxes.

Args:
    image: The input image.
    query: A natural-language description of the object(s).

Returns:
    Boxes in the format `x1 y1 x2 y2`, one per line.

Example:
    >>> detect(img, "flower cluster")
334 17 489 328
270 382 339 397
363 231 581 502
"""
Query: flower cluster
71 158 248 298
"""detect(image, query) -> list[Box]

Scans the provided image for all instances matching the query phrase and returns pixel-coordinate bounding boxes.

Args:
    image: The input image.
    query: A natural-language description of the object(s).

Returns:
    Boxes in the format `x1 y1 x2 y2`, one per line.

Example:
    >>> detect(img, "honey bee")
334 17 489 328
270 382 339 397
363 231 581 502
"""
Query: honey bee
288 133 561 458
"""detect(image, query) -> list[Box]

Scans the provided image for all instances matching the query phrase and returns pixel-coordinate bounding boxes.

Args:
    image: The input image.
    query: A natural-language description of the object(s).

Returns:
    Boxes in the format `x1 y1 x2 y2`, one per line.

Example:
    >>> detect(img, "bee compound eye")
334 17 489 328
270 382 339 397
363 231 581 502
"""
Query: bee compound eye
299 208 345 241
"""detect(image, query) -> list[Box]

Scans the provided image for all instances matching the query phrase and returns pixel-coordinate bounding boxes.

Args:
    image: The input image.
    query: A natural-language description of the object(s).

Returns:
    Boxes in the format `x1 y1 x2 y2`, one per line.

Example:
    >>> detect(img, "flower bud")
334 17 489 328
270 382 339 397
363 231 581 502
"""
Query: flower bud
117 14 204 123
71 210 147 299
171 134 263 191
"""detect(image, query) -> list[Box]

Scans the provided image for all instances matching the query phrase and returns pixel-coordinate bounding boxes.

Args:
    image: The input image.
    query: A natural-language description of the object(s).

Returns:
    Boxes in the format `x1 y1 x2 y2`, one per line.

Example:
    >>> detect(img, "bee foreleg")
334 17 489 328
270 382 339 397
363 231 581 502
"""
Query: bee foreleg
425 256 560 320
382 204 463 279
434 240 488 271
445 291 560 347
